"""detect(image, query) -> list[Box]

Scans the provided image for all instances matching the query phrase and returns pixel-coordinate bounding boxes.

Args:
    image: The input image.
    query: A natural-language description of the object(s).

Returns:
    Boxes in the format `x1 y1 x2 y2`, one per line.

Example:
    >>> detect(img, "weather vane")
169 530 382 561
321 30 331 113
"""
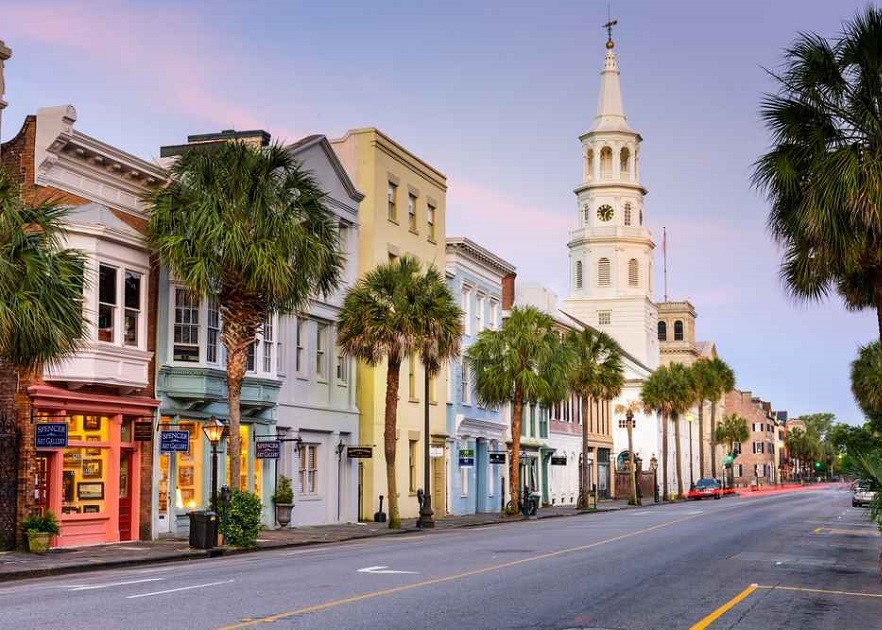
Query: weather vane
603 3 617 50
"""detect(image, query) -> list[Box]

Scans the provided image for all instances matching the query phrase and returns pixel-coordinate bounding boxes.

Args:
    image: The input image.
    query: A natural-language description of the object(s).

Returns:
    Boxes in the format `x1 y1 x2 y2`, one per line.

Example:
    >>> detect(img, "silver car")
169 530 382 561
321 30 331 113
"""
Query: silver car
852 481 878 508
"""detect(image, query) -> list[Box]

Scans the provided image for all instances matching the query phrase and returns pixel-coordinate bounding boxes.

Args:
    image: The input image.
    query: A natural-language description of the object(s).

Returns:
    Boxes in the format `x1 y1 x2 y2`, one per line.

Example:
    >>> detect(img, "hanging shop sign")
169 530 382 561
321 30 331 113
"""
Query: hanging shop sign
255 440 281 459
489 452 506 465
458 449 475 467
134 421 154 442
550 456 568 466
159 430 190 453
430 446 444 458
35 423 67 449
347 446 373 458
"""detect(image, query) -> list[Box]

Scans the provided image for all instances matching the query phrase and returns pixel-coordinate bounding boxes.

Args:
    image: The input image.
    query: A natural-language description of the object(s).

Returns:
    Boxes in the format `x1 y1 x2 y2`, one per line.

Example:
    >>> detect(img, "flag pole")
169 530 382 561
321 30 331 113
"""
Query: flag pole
663 226 668 302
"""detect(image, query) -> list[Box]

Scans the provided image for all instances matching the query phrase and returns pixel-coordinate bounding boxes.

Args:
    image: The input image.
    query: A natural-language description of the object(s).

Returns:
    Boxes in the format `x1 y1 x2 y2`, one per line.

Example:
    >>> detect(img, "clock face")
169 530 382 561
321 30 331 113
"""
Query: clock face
597 204 614 222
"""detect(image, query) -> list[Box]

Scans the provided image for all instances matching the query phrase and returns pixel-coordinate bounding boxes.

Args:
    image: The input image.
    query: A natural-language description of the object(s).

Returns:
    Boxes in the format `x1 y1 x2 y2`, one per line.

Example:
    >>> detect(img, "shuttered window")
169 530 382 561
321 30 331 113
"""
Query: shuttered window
628 258 638 287
598 258 611 286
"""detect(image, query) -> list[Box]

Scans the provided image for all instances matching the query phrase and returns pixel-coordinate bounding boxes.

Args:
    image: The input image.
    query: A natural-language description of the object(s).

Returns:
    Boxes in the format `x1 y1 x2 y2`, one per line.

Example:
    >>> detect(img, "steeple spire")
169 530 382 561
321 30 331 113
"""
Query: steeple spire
590 21 634 134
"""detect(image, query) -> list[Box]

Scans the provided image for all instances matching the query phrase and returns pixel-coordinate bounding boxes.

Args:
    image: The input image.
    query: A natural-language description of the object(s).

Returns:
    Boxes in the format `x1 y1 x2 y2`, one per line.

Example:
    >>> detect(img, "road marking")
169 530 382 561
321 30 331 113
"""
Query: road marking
812 526 823 534
756 585 882 598
357 565 418 575
219 510 722 629
126 579 234 599
70 577 164 591
811 527 880 537
689 584 758 630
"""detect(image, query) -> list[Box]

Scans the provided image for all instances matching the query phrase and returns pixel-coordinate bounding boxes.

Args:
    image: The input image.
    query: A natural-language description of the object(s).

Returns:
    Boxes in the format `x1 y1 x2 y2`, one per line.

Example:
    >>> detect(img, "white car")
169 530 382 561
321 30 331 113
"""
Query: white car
852 482 878 508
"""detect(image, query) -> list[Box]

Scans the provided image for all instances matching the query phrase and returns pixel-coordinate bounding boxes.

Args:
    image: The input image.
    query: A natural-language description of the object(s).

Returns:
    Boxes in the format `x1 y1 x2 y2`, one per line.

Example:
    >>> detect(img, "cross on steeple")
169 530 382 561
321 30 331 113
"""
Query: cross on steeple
603 18 618 49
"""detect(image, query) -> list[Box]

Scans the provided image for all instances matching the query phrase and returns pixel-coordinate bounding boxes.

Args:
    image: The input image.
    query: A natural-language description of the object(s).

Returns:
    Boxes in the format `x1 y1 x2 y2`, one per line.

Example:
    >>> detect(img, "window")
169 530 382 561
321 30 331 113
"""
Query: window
295 317 305 373
409 440 418 493
489 299 499 330
530 404 536 436
476 294 485 332
123 271 141 346
539 407 548 438
447 359 455 401
733 442 742 455
299 445 318 494
624 203 632 226
460 460 469 496
387 182 398 221
316 323 328 379
674 320 684 341
427 204 436 240
276 319 284 374
262 317 274 373
336 351 348 383
598 258 611 286
408 354 417 400
246 343 255 372
735 464 743 477
628 258 639 287
461 361 471 405
657 321 667 341
408 193 417 232
583 204 590 223
461 287 472 335
598 310 611 326
173 288 200 362
98 265 117 342
207 297 220 364
575 261 583 289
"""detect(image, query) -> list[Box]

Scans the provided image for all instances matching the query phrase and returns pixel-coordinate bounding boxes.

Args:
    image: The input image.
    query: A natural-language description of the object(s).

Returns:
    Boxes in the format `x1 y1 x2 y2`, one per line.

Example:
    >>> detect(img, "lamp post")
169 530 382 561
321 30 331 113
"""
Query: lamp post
649 455 658 503
685 412 695 489
625 409 637 506
202 416 226 514
417 368 435 528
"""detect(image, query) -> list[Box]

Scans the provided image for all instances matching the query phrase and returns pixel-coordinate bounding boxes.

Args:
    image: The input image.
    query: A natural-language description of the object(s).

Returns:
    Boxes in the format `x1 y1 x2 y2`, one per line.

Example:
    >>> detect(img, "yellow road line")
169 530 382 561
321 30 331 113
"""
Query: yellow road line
756 584 882 598
812 526 824 534
219 511 712 629
689 584 758 630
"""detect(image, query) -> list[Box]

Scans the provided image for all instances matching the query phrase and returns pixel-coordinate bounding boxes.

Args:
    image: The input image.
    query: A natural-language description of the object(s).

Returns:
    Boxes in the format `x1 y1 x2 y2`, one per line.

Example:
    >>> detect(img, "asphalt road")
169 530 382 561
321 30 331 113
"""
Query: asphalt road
0 486 879 629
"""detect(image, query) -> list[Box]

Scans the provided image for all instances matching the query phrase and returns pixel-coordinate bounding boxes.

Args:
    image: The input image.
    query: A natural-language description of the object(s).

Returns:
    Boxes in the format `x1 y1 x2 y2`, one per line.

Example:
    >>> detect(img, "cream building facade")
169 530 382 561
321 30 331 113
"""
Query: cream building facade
331 128 448 521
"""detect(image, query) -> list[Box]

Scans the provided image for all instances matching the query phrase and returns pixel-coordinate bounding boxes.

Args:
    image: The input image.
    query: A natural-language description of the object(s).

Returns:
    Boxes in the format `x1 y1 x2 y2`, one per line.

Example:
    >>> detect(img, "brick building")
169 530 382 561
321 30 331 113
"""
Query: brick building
723 389 780 487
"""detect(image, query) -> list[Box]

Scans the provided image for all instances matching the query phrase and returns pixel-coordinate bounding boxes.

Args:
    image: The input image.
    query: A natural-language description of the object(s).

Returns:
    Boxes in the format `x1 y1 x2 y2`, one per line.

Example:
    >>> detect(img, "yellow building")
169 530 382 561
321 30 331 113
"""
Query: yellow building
331 128 448 521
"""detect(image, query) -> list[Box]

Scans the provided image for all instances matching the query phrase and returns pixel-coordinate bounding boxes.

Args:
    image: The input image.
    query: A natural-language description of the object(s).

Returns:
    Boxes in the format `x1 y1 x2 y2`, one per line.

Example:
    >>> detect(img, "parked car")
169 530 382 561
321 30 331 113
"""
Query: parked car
852 481 878 508
687 478 722 500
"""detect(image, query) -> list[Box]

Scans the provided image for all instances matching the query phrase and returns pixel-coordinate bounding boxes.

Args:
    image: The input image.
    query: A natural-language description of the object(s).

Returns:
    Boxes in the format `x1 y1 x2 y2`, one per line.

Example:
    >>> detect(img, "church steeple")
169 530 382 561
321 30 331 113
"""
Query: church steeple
590 41 634 134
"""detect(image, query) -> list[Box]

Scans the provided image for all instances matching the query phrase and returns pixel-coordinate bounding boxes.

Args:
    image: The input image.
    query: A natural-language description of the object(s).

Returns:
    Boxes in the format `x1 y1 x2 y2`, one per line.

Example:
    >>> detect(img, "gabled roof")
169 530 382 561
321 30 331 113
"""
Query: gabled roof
66 202 144 247
287 134 364 204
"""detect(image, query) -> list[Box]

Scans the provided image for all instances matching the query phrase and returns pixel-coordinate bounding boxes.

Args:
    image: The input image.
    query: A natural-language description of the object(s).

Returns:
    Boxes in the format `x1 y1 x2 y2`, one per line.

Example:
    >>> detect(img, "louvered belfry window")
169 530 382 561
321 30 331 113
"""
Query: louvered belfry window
628 258 639 286
598 258 611 286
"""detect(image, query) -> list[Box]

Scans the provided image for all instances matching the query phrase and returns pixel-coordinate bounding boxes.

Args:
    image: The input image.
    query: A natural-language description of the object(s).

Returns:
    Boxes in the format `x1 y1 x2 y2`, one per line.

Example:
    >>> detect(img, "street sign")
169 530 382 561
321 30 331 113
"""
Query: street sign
35 423 67 449
255 440 280 459
134 421 153 442
347 446 373 458
489 452 506 465
550 455 568 466
459 449 475 467
159 430 190 453
429 446 444 458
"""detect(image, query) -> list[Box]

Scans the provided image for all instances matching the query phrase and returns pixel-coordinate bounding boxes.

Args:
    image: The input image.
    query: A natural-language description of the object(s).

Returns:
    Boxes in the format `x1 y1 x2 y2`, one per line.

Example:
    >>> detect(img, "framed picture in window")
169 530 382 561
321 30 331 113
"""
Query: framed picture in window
77 482 104 500
83 416 101 432
82 459 103 479
62 470 75 502
178 465 194 487
63 448 82 468
82 504 100 514
68 434 83 443
181 488 195 505
85 436 101 456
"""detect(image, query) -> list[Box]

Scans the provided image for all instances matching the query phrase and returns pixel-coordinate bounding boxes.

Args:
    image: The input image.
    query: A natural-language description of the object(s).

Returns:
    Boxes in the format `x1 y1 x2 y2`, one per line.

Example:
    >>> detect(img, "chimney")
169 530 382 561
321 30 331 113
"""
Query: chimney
0 40 11 159
160 129 271 158
501 272 516 310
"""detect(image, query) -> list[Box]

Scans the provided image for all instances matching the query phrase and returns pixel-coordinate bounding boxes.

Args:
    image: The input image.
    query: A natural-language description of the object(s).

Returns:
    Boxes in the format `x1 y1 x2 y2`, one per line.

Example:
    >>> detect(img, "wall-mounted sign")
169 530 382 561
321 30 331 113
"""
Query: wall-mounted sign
159 430 190 453
35 423 67 449
458 448 475 467
134 421 153 442
489 452 506 465
550 456 568 466
347 446 373 458
429 446 444 458
255 440 280 459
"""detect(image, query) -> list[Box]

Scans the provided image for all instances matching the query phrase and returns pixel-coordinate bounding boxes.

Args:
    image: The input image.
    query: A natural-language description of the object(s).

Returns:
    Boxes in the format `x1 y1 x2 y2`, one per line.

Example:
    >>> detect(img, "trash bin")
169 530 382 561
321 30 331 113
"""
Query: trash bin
188 511 217 549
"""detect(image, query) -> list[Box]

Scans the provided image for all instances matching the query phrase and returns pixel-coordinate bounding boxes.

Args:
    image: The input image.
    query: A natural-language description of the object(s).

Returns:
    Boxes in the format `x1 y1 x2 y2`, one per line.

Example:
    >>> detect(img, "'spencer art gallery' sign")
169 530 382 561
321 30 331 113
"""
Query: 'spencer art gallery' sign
35 423 67 449
255 440 281 459
159 430 190 453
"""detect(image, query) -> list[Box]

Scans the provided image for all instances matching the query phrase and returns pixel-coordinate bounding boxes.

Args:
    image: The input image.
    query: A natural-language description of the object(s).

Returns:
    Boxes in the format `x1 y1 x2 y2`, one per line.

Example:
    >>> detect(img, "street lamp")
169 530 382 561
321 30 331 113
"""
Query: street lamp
202 416 226 514
685 412 695 489
417 367 435 528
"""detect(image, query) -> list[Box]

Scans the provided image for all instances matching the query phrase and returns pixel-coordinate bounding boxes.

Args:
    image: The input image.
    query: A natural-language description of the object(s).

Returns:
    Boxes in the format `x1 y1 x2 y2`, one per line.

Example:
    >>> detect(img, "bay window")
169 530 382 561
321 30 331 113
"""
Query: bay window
124 271 141 346
98 265 117 342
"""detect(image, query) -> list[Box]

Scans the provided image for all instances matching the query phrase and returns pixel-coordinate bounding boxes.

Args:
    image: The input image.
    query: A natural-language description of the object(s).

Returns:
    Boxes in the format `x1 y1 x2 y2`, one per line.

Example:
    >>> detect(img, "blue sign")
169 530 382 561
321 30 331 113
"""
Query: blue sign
458 448 475 467
159 430 190 453
35 423 67 449
255 440 280 459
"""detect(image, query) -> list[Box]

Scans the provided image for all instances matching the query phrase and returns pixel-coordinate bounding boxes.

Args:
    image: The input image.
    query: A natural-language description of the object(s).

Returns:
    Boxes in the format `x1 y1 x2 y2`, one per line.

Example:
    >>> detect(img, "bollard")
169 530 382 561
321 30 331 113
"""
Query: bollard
373 494 387 523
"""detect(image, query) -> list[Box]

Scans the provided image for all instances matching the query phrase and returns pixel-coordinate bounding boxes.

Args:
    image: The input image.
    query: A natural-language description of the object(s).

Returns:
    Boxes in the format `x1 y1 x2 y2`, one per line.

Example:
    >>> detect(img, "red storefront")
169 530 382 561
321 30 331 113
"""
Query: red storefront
31 385 157 547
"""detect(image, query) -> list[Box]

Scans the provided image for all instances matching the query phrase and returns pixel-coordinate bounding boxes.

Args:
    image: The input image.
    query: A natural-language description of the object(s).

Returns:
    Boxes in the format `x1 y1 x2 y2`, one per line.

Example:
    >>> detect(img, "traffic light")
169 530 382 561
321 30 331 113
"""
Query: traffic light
724 454 734 466
814 461 823 470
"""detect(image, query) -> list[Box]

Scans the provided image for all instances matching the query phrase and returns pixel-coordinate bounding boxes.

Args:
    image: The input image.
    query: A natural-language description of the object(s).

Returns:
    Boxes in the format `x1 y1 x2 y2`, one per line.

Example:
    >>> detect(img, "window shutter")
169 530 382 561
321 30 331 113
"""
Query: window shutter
628 258 639 287
598 258 611 286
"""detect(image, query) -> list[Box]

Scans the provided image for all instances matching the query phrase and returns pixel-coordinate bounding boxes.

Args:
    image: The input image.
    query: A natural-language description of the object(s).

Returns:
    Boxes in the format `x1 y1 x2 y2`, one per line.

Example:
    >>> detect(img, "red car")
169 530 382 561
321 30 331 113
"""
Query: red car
687 478 722 500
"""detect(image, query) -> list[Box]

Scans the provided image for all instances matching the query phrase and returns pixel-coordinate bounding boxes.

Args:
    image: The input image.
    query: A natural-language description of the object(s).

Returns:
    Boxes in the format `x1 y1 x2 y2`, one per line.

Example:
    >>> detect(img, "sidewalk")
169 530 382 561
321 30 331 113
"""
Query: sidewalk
0 499 640 582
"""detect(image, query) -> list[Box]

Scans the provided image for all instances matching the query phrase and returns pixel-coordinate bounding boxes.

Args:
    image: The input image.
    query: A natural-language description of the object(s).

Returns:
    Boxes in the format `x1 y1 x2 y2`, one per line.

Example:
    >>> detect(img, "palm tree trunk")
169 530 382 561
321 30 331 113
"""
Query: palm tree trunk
662 412 669 501
697 399 705 479
874 276 882 363
673 413 684 499
384 356 402 529
509 391 524 513
579 396 591 509
224 342 247 492
627 417 637 505
710 402 717 478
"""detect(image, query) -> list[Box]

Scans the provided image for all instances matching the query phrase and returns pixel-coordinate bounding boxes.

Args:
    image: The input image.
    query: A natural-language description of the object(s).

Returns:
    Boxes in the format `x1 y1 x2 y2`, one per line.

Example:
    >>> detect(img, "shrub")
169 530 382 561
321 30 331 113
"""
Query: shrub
273 475 294 504
220 490 262 548
22 511 60 535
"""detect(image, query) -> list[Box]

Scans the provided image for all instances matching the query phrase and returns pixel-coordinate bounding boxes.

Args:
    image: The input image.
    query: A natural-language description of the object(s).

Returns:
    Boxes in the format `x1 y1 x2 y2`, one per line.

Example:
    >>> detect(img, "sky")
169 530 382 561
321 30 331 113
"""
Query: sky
1 0 876 425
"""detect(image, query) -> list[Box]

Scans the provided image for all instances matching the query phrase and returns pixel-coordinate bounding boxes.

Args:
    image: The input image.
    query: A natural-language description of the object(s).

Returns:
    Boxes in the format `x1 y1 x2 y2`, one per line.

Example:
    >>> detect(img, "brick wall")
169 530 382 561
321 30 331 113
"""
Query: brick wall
723 390 778 486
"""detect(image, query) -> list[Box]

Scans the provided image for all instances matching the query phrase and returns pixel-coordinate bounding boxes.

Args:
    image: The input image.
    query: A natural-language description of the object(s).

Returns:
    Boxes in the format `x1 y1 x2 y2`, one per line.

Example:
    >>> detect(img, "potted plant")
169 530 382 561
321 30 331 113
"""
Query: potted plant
22 511 60 553
273 475 294 528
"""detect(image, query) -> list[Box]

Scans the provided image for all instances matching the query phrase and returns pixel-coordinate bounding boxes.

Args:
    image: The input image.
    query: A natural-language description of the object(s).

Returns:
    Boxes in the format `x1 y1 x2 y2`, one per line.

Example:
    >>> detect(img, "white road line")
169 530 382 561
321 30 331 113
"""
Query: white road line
70 577 165 591
126 579 234 599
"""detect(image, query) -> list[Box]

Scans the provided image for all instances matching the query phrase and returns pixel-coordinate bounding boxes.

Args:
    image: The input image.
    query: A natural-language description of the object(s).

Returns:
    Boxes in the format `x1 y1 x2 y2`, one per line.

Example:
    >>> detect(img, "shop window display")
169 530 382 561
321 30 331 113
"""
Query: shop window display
61 415 110 515
225 425 262 498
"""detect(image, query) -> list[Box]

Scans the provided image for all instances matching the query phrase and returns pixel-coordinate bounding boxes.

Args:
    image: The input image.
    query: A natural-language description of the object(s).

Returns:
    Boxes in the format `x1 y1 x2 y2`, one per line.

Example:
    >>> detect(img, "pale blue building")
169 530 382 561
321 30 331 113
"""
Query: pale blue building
445 238 515 515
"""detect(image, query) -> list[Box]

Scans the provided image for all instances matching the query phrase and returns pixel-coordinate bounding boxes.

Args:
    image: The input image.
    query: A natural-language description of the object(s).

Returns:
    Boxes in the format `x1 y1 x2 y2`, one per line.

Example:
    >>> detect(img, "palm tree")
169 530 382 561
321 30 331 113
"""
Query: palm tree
337 256 461 529
716 414 749 485
851 341 882 429
0 169 87 547
565 329 624 508
641 363 696 500
146 141 342 490
753 7 882 358
706 358 735 478
467 306 570 513
690 359 717 479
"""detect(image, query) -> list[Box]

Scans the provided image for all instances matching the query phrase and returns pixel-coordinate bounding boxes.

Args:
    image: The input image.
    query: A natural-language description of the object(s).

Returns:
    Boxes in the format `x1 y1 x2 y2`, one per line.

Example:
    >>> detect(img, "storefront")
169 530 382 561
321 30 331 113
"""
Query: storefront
30 385 157 548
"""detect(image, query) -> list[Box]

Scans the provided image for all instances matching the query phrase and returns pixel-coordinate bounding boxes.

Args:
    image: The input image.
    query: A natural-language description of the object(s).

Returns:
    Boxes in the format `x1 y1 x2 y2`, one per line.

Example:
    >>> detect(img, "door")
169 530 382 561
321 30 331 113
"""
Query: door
118 450 133 541
475 440 488 512
432 453 446 517
34 454 50 513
